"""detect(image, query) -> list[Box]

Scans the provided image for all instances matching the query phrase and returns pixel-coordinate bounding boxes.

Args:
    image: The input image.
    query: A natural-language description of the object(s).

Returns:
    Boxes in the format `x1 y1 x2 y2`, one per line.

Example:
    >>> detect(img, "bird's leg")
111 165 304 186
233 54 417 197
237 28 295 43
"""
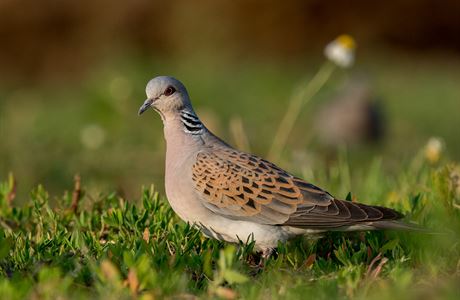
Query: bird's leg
261 247 276 260
257 247 276 268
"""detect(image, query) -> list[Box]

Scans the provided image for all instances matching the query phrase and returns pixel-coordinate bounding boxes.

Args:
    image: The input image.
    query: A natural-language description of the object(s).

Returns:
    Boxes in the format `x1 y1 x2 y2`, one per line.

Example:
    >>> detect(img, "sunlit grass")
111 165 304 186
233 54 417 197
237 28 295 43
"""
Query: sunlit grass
0 151 459 299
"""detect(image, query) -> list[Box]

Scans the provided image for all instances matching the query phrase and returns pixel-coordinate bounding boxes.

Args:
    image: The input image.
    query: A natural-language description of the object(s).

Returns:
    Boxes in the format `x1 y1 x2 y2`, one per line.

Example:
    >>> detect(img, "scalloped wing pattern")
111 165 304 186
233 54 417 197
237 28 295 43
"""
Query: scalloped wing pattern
192 149 402 227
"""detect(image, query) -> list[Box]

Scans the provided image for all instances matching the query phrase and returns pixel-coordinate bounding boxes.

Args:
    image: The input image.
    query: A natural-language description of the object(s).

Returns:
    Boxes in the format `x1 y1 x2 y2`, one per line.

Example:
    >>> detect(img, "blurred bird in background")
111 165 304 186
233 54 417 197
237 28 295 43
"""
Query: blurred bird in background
313 78 385 147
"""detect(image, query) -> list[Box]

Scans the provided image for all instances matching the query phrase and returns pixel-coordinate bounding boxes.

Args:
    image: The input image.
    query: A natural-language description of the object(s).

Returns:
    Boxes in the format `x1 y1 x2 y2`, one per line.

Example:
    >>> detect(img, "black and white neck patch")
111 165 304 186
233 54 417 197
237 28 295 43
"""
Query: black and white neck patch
180 110 204 135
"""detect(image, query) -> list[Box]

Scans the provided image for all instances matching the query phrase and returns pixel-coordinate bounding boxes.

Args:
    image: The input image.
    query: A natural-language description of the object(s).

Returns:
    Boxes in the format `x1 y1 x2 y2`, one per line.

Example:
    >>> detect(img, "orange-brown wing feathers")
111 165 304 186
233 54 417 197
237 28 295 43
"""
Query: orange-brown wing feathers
192 149 403 228
193 149 330 223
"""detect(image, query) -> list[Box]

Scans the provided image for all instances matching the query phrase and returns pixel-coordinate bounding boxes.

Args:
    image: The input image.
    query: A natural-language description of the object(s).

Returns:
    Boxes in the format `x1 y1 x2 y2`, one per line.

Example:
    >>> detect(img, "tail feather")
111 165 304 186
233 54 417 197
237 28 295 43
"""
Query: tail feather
350 203 431 232
285 197 431 232
370 220 427 231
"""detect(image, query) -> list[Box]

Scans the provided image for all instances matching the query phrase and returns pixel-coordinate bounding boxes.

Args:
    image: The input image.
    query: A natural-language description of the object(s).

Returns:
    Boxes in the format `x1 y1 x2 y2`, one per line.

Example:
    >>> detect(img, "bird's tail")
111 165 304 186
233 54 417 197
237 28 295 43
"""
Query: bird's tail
370 220 429 232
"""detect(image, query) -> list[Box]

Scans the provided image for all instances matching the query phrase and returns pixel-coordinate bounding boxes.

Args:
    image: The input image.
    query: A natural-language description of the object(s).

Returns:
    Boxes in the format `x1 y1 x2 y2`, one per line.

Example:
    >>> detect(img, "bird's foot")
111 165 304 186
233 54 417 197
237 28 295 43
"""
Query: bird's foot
254 248 276 270
261 247 276 260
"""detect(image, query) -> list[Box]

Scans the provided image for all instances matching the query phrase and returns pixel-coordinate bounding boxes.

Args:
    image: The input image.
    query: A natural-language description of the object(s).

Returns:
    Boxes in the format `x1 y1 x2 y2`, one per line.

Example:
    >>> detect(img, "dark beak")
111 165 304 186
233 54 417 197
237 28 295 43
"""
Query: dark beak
138 98 154 115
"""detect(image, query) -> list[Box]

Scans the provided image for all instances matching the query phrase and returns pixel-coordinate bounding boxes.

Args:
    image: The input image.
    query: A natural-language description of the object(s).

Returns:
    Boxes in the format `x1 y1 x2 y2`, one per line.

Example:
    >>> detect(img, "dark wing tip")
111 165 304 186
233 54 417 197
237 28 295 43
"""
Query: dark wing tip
282 198 405 229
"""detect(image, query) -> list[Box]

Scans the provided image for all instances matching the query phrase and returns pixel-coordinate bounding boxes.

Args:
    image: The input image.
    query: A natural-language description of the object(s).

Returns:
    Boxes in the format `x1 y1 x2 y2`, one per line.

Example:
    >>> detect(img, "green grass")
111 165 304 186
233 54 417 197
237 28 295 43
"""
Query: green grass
1 53 460 298
0 152 459 299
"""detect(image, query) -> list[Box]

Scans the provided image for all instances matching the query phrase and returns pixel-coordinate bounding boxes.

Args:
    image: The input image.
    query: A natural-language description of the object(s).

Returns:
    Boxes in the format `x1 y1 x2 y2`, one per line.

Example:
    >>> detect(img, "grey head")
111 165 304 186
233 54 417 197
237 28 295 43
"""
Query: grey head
138 76 192 116
139 76 204 135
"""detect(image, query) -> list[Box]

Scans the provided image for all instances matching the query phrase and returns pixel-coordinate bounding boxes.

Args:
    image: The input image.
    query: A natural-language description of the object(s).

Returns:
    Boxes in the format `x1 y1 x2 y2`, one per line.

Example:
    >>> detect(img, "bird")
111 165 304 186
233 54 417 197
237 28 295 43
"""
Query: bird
138 76 412 258
313 78 384 146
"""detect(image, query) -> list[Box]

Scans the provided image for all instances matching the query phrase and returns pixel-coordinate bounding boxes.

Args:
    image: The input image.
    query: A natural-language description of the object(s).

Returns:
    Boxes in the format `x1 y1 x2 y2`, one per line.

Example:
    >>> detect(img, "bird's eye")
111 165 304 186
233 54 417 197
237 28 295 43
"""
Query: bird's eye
164 86 176 96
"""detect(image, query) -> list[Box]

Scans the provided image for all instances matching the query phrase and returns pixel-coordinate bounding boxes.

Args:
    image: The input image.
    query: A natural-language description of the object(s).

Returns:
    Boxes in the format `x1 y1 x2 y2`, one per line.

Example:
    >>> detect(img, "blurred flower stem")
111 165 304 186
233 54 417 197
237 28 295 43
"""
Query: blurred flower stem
229 116 251 152
267 61 336 162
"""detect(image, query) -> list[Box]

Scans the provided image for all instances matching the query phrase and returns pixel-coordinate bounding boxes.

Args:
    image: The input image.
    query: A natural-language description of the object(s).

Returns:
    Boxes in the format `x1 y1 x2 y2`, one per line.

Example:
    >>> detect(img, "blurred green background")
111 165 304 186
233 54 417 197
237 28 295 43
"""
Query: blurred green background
1 0 460 200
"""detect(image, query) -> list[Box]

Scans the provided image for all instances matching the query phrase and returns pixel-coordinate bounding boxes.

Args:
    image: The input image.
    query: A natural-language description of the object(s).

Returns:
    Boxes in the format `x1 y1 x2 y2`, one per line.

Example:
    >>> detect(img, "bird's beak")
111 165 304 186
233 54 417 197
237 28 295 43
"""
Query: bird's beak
138 98 154 115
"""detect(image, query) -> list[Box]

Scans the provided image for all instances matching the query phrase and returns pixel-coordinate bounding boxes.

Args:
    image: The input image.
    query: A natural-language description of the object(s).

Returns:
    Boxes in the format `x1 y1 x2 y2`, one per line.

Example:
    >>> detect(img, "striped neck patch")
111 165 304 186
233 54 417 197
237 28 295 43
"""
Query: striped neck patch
180 110 204 135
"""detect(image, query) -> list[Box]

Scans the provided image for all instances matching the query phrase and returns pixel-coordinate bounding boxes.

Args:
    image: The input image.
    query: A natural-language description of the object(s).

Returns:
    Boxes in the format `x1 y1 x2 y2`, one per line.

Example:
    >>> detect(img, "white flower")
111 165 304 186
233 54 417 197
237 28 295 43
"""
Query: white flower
80 124 106 150
324 34 356 68
424 137 444 163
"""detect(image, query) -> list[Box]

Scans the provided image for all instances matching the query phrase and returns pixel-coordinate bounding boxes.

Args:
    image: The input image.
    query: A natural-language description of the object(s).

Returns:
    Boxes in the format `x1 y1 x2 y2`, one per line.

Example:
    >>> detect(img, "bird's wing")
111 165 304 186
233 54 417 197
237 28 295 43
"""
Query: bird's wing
192 149 402 228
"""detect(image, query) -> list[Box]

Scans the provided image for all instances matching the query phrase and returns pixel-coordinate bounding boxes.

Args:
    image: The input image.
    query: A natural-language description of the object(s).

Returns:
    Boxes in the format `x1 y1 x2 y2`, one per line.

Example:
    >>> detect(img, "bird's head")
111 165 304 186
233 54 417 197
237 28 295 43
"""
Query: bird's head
138 76 191 117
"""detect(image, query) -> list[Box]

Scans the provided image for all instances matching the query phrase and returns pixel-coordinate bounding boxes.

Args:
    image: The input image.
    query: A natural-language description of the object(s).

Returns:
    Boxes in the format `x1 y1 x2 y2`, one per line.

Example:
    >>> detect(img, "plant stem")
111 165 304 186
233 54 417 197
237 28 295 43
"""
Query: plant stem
267 61 336 162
